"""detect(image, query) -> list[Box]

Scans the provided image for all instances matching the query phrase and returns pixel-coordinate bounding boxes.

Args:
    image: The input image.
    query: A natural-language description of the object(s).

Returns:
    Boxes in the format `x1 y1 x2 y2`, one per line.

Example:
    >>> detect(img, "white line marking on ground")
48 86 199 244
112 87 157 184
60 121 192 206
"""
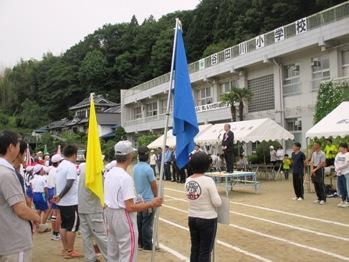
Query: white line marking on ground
229 224 349 261
164 187 349 228
160 216 272 262
164 194 349 242
162 202 349 261
159 243 189 261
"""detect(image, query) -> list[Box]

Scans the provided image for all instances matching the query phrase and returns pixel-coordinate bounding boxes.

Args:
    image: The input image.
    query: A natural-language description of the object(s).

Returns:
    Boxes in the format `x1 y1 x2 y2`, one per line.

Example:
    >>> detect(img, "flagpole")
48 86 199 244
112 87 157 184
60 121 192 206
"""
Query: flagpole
151 18 180 262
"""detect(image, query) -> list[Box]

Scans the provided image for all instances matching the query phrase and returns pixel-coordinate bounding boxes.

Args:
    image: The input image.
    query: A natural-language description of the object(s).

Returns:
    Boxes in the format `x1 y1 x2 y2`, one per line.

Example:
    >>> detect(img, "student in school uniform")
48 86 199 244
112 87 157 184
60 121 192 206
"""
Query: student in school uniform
31 164 50 232
104 141 162 262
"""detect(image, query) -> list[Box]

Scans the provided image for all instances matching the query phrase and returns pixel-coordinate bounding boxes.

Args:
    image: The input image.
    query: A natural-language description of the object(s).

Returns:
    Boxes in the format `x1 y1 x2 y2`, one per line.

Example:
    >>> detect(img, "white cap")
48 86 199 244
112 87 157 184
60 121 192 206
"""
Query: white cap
51 154 64 164
33 164 44 174
270 146 274 149
114 141 136 156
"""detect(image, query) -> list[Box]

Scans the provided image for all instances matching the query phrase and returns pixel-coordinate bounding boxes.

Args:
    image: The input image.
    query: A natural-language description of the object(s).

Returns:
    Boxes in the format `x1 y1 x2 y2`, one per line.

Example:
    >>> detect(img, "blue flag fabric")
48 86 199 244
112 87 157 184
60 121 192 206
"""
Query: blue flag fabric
173 27 199 169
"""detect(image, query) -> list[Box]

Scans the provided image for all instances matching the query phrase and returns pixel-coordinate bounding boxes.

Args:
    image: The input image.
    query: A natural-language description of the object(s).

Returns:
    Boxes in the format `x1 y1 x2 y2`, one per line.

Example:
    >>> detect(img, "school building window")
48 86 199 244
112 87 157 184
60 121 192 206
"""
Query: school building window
145 101 157 117
311 55 330 90
283 64 300 95
221 80 238 94
134 106 142 119
285 118 302 149
197 87 213 106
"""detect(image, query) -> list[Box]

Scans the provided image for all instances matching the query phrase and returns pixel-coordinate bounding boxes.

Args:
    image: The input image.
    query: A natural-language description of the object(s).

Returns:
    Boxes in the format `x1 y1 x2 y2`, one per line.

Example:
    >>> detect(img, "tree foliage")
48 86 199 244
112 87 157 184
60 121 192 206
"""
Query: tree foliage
314 81 349 124
0 0 345 129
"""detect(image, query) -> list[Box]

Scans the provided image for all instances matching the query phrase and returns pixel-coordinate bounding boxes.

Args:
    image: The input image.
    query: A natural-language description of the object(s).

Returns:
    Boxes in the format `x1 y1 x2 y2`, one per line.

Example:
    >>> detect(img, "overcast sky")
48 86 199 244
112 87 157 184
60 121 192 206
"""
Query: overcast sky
0 0 199 69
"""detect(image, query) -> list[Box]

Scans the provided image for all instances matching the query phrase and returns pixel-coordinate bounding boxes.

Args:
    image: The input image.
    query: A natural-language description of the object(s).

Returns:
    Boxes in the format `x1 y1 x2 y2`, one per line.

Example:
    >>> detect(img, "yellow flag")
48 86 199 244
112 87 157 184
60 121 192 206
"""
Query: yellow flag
85 95 104 206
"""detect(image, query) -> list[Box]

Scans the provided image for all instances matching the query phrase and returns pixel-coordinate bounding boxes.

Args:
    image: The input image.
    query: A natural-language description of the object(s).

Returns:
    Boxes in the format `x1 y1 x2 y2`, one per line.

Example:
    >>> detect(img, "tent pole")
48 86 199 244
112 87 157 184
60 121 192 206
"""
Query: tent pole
151 18 179 262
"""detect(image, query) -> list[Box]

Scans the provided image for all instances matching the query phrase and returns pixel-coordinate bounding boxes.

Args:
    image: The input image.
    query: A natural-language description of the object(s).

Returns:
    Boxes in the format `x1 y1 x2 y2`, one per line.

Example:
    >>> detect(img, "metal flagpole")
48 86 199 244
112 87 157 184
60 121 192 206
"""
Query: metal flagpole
151 18 180 262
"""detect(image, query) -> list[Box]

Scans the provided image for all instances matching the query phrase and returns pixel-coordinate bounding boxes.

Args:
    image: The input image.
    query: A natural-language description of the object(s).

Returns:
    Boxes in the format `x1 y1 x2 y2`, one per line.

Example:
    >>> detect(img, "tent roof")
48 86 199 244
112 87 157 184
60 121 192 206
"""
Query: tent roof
196 118 294 145
306 101 349 139
147 124 212 149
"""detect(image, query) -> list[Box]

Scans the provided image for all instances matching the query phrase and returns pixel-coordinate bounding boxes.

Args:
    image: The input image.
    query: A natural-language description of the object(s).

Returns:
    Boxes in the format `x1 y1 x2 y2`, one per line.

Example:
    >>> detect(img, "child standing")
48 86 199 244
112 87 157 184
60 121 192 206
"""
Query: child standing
334 143 349 208
283 154 291 180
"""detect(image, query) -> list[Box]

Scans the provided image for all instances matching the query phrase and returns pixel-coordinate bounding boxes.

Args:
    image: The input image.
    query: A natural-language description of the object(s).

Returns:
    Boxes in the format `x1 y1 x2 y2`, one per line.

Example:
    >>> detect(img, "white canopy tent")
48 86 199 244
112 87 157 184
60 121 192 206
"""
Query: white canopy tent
196 118 294 145
147 124 212 148
306 102 349 139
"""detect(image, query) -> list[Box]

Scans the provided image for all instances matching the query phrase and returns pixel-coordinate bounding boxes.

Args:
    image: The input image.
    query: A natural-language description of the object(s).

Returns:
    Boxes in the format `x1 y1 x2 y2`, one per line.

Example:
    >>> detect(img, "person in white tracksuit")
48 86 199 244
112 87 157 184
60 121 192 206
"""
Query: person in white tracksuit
104 141 163 262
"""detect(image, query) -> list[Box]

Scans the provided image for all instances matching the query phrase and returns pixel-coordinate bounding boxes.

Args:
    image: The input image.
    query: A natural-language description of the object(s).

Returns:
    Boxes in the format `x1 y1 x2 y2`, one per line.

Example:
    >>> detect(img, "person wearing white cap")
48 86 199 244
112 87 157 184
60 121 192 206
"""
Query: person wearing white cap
104 140 163 262
48 154 64 240
30 164 50 232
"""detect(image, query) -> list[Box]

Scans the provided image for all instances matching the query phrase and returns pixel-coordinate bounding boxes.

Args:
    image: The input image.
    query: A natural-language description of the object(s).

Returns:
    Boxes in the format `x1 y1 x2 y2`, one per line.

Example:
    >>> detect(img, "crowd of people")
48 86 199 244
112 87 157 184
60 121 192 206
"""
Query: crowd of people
1 124 348 262
288 140 349 207
0 130 164 262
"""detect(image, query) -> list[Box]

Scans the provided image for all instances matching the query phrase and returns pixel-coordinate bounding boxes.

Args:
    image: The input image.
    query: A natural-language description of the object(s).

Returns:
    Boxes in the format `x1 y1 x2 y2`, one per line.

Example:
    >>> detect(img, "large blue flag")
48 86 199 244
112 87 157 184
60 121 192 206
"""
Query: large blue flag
173 26 199 169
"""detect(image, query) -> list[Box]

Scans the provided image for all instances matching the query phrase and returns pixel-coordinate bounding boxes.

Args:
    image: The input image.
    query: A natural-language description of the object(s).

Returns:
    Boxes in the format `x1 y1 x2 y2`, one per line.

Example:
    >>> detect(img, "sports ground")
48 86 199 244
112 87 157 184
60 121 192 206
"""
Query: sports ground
33 178 349 261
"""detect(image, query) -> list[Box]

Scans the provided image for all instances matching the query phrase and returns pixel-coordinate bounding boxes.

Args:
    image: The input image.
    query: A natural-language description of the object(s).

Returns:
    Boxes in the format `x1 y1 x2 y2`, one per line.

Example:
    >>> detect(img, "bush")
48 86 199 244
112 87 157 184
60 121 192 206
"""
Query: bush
249 141 281 164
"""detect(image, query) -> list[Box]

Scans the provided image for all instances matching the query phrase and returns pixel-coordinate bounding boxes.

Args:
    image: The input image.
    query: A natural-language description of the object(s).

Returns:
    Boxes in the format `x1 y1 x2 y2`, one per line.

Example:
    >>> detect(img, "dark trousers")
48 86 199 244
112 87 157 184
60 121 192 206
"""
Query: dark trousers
164 163 171 181
188 217 217 262
292 172 304 198
137 209 155 250
337 175 348 202
177 166 186 183
284 169 289 180
224 151 234 173
150 165 156 176
312 168 326 201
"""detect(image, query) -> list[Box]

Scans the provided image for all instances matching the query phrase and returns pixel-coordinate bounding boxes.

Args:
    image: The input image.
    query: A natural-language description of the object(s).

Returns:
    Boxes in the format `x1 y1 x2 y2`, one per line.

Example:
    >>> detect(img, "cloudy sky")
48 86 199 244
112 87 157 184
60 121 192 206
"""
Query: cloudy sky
0 0 199 68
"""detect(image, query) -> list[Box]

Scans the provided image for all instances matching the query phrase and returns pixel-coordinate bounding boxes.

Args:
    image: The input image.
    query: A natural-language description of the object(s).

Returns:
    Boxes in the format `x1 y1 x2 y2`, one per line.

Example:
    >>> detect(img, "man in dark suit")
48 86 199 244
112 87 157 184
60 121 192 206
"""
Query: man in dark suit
222 124 234 173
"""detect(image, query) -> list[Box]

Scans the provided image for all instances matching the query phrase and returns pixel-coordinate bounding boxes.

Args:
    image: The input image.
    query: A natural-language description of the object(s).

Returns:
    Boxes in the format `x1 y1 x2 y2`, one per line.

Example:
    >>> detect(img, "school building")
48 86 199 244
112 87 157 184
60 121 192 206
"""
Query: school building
120 2 349 149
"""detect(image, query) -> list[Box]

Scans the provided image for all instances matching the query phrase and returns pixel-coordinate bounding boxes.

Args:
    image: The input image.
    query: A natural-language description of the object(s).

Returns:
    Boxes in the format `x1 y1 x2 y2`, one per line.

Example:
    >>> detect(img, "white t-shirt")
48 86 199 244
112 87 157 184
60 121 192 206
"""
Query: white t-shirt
104 167 135 209
335 152 349 175
150 154 157 165
31 175 48 193
55 160 78 206
185 175 222 219
47 166 57 189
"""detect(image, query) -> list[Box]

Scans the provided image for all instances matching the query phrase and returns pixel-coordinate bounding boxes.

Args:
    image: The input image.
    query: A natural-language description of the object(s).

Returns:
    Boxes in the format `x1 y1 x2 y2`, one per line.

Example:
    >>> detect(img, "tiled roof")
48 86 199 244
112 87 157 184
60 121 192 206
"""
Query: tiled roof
69 95 118 110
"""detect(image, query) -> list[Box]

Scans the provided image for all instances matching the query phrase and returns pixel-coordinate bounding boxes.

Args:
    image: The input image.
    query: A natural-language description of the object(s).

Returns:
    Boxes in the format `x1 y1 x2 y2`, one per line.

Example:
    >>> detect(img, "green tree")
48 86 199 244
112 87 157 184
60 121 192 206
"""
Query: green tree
79 50 107 93
221 91 238 121
136 132 160 147
115 126 127 142
314 81 348 123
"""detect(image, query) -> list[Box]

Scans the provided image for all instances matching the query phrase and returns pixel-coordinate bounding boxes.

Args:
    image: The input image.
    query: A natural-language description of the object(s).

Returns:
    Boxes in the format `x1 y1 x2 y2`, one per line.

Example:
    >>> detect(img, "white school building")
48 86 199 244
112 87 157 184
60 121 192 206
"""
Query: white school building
120 2 349 150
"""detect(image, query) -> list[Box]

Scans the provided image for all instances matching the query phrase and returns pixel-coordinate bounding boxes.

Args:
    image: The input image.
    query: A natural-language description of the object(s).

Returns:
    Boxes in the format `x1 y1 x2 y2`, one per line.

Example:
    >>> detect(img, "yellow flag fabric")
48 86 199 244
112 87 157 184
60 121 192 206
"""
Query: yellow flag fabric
85 96 104 206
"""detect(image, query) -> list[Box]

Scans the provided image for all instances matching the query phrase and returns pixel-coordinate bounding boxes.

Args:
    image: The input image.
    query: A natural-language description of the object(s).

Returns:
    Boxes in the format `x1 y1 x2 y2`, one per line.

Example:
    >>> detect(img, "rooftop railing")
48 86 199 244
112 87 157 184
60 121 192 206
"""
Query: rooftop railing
125 1 349 96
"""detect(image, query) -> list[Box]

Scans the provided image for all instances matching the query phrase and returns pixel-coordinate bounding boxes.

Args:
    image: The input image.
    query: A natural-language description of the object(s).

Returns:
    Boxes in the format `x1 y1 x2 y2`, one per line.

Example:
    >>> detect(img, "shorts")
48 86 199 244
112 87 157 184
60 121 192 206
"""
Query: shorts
33 192 48 211
47 188 58 209
58 205 80 232
26 186 33 199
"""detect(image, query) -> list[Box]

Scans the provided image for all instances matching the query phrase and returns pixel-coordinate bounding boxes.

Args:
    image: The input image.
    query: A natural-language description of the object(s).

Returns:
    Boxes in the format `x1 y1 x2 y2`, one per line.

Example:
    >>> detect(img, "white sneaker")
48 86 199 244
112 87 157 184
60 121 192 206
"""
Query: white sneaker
313 200 319 204
319 200 325 205
297 197 303 201
292 197 297 200
339 202 349 208
338 201 344 207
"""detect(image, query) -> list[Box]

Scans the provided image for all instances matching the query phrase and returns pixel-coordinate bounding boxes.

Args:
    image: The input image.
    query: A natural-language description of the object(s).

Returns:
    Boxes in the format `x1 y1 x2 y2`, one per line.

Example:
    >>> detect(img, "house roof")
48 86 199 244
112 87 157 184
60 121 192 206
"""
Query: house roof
48 118 69 129
69 95 118 110
104 105 121 113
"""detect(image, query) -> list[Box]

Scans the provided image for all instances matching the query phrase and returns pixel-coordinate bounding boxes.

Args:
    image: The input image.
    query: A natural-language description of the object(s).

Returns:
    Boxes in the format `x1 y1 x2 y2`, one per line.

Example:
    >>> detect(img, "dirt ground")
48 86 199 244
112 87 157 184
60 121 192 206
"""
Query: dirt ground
32 176 349 261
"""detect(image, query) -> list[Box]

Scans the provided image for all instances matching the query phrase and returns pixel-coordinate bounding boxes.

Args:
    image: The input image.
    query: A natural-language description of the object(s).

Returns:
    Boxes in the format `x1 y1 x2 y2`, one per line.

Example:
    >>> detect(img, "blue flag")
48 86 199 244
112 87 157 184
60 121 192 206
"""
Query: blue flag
173 26 199 169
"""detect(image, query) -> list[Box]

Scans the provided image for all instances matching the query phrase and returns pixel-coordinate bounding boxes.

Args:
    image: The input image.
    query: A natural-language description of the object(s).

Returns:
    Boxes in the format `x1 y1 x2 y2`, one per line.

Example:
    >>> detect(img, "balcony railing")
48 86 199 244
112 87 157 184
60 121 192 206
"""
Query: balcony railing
125 101 230 125
124 1 349 97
